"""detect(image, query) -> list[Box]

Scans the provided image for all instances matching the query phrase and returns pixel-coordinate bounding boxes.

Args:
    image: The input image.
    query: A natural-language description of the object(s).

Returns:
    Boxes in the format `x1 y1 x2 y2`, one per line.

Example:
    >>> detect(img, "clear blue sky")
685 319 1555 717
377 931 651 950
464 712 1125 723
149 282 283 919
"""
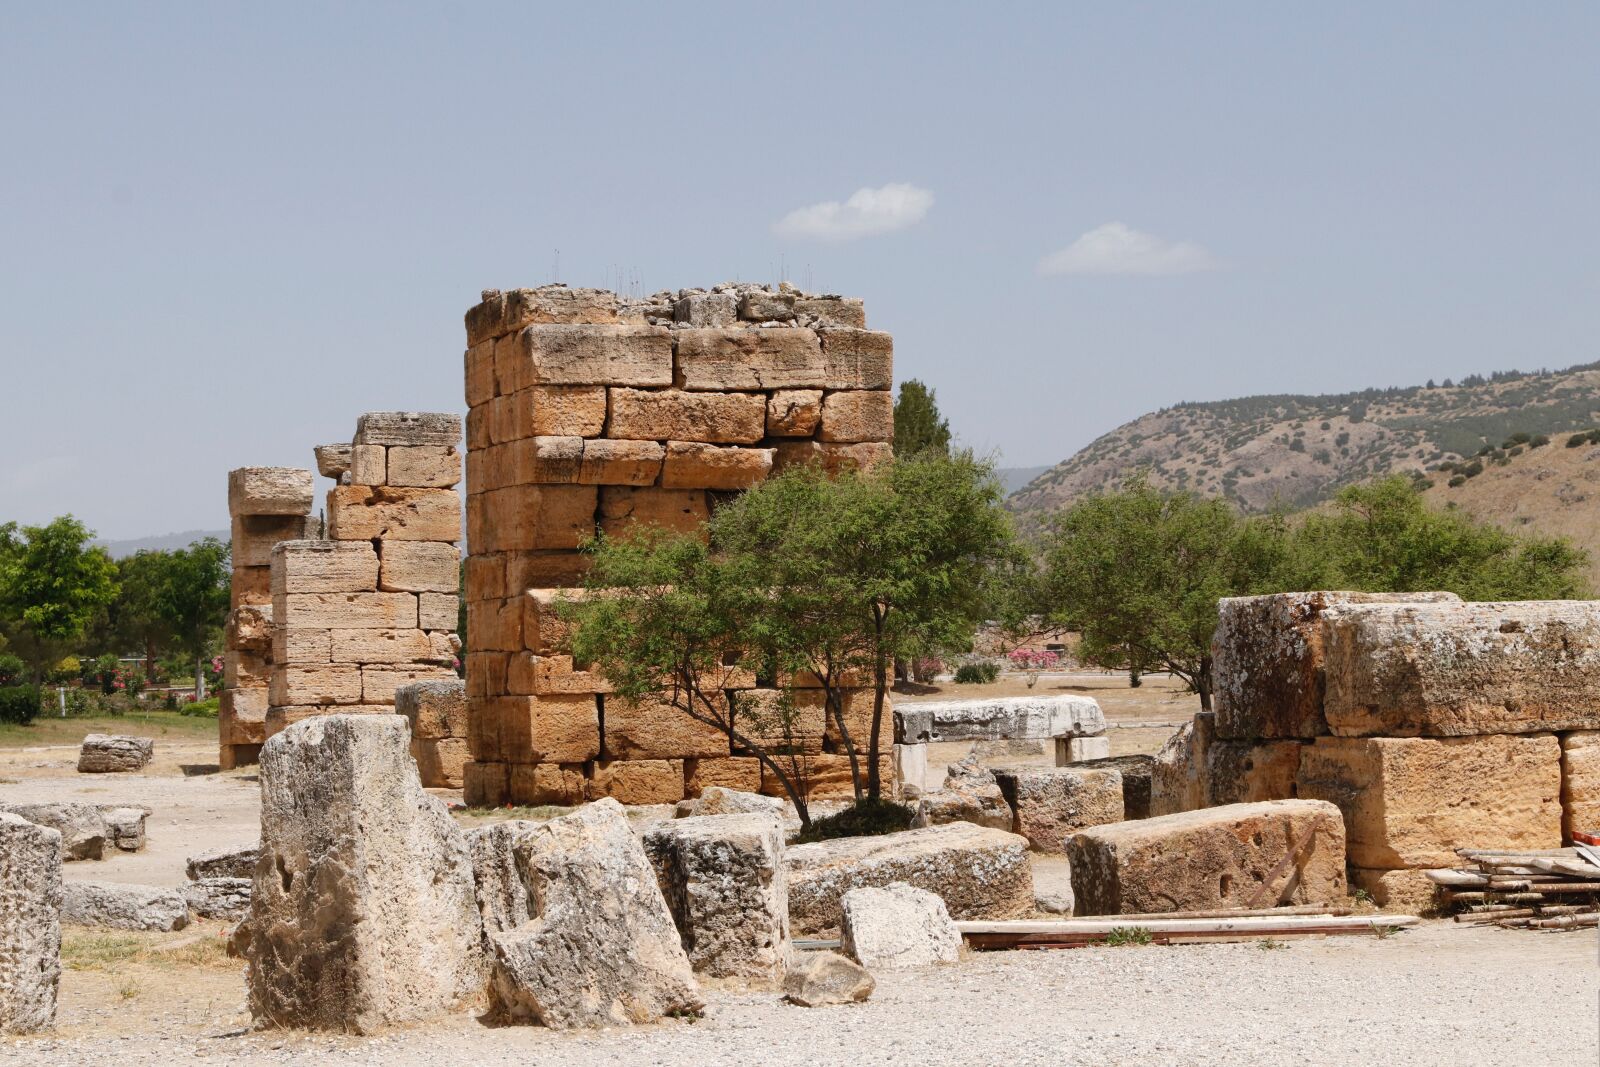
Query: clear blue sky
2 3 1596 538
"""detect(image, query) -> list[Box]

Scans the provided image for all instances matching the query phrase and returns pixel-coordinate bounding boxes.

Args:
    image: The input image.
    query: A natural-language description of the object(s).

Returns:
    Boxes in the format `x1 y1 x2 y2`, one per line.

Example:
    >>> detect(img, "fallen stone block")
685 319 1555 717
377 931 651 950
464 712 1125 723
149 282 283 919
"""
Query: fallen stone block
61 881 189 931
992 767 1124 853
1296 733 1561 869
1350 868 1442 914
186 843 260 880
644 813 789 987
241 715 485 1033
76 734 154 773
0 813 61 1034
782 950 873 1007
786 822 1033 935
1212 591 1460 739
675 786 787 820
1149 712 1213 817
184 877 251 921
1055 735 1111 763
98 806 149 852
839 883 960 969
1067 799 1347 916
1071 755 1156 820
229 467 314 517
1323 600 1600 736
893 695 1104 744
912 784 1014 832
0 803 106 861
468 799 702 1028
1202 740 1305 807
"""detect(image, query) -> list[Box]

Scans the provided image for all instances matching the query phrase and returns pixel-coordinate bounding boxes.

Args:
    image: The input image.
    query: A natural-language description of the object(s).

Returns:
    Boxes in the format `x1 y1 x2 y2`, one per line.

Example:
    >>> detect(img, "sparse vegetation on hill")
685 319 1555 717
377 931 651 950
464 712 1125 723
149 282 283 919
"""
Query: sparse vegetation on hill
1011 362 1600 517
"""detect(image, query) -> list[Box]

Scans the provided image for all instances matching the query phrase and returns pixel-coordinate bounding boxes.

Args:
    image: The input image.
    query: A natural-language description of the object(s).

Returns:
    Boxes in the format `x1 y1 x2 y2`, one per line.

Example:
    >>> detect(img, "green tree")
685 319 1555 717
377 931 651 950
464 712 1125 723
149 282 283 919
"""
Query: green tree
1040 476 1288 709
154 538 232 699
892 379 952 458
0 517 119 701
1286 475 1589 599
104 549 173 680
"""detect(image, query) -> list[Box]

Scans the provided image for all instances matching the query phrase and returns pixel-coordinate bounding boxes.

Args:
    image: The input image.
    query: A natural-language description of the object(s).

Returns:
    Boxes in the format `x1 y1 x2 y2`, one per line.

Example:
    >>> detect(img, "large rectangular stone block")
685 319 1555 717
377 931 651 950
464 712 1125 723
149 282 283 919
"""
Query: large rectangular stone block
387 445 462 489
276 589 418 630
327 486 462 542
274 627 332 664
229 467 314 517
598 487 709 539
765 390 823 437
354 411 461 448
816 329 893 390
465 339 497 407
329 629 442 664
1322 600 1600 736
796 297 866 328
674 328 825 390
1149 712 1213 817
771 440 892 477
1561 731 1600 841
685 756 763 796
501 324 673 390
817 390 894 444
411 736 468 788
992 767 1125 853
419 592 459 631
491 694 601 763
468 485 596 553
894 695 1105 744
224 650 271 689
1067 800 1347 916
0 812 62 1034
363 665 458 704
506 652 609 695
397 678 468 739
507 762 586 805
231 565 272 607
577 439 664 486
660 442 774 490
607 389 766 444
604 695 731 760
1212 591 1461 740
1202 740 1305 807
466 286 620 346
1295 734 1562 868
521 589 575 654
378 541 458 593
506 550 590 591
524 385 608 437
350 444 386 486
232 514 316 567
271 540 379 595
585 759 685 804
269 665 365 706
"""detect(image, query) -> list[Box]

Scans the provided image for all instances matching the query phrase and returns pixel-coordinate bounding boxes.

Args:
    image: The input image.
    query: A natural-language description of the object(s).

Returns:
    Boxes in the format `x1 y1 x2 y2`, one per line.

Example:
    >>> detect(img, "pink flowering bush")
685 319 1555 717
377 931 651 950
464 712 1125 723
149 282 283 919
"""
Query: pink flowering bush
1007 648 1060 688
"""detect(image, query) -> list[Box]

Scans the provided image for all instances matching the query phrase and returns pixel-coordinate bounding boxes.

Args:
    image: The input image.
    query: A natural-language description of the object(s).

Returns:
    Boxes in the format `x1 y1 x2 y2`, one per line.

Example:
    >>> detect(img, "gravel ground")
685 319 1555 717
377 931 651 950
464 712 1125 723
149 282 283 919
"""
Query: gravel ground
5 923 1595 1066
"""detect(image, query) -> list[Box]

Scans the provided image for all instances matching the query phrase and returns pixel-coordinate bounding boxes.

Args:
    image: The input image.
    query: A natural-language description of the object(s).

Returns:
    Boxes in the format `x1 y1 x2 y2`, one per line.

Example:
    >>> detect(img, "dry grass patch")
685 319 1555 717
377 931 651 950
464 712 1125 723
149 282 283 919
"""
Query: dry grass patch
63 928 236 974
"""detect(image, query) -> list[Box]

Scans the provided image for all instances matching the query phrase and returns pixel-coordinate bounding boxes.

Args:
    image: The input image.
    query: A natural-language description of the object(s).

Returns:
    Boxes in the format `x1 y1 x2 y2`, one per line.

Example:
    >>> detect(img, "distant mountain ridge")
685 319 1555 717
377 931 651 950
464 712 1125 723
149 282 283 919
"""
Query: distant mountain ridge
97 529 228 558
1010 361 1600 517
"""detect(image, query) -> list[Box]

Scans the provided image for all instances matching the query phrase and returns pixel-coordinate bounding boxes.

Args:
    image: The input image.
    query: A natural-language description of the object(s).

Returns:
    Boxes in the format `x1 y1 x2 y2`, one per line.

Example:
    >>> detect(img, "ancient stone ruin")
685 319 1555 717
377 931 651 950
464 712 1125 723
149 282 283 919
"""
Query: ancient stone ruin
459 283 894 807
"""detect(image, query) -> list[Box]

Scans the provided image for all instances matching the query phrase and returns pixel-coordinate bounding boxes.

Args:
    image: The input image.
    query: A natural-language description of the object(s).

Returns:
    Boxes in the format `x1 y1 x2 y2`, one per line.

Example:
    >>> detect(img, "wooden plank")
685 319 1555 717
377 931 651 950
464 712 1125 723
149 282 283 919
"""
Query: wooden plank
1244 822 1322 909
956 915 1417 937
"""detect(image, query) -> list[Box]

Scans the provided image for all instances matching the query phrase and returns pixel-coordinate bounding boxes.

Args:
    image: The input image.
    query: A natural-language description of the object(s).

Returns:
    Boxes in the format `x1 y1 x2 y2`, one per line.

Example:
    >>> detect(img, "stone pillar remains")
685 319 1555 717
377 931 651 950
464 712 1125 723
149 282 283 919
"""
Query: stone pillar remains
265 413 462 738
460 283 894 807
221 467 314 769
0 812 62 1034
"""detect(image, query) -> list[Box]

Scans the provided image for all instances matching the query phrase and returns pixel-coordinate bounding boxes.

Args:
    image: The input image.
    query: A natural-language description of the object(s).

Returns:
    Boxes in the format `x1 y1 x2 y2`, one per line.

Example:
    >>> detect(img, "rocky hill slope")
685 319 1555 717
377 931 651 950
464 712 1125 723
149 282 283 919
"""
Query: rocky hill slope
1011 363 1600 516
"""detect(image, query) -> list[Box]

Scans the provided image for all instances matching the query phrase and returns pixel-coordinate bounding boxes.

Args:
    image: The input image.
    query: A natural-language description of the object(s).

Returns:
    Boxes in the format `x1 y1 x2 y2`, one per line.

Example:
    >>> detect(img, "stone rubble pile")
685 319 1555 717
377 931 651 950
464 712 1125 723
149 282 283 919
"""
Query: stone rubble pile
459 284 894 807
221 466 315 769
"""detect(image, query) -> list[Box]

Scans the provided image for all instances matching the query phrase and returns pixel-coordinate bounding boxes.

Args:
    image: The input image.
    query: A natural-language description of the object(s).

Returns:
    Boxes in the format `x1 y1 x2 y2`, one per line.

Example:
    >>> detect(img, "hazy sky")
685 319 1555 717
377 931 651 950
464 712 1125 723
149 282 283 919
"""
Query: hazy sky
2 3 1596 538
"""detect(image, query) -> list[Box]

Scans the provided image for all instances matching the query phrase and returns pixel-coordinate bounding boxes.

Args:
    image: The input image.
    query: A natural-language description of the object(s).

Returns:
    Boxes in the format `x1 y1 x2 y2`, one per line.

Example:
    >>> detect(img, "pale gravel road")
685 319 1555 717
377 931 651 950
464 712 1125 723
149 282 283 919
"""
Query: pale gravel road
7 923 1596 1067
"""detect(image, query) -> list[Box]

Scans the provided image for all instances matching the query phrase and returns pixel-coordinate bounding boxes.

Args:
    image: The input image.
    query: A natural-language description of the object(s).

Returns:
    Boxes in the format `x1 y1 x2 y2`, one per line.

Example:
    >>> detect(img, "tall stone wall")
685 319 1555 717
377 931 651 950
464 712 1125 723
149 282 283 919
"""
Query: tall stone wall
220 468 314 769
461 283 894 807
264 413 463 742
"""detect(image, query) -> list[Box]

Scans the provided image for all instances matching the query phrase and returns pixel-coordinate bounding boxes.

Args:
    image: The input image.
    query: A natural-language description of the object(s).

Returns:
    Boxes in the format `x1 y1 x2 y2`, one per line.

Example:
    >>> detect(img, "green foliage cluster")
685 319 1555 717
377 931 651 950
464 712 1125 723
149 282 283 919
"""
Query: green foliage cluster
953 662 1000 684
1568 429 1600 448
791 798 915 844
892 379 952 458
564 451 1021 829
0 685 41 725
1037 474 1590 708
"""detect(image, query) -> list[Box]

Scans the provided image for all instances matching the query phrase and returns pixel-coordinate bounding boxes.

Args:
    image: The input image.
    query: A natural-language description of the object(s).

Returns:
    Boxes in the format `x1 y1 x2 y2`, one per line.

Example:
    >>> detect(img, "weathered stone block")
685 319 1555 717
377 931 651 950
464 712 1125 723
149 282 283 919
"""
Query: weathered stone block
187 844 259 880
314 443 353 480
99 806 148 852
675 327 825 390
895 695 1104 744
502 324 673 390
608 389 766 444
270 540 379 595
275 591 417 630
349 443 386 485
466 800 700 1028
1323 600 1600 737
464 760 510 807
786 822 1033 935
269 665 365 706
840 883 960 969
643 813 789 986
493 694 600 763
508 762 587 805
734 688 825 754
411 736 469 788
673 291 738 327
521 589 575 653
362 665 457 704
377 540 458 593
605 695 731 759
221 689 268 744
577 439 664 485
585 759 685 804
818 390 894 443
386 445 461 489
1071 755 1156 820
327 486 461 542
62 881 188 931
520 384 608 437
817 329 893 390
229 467 314 517
231 565 272 607
0 803 105 861
766 389 823 436
232 513 316 567
354 411 461 448
1212 591 1462 740
736 290 796 322
419 591 458 631
1350 868 1443 913
684 756 764 797
396 678 468 739
598 486 709 539
1296 734 1562 868
465 287 619 345
1056 735 1111 763
505 550 590 591
660 442 774 490
225 650 272 692
506 653 611 695
1068 799 1347 916
782 950 873 1006
1561 731 1600 841
226 604 273 651
272 627 332 664
1149 712 1213 817
469 484 595 553
1201 739 1305 807
0 812 61 1034
184 877 251 921
771 440 893 477
796 296 866 328
76 734 154 773
992 767 1124 853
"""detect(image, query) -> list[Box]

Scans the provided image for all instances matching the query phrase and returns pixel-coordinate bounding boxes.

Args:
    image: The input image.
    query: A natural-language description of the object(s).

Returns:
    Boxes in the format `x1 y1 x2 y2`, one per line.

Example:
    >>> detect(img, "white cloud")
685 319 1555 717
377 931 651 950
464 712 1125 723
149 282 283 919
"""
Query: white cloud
1038 222 1220 276
773 183 934 241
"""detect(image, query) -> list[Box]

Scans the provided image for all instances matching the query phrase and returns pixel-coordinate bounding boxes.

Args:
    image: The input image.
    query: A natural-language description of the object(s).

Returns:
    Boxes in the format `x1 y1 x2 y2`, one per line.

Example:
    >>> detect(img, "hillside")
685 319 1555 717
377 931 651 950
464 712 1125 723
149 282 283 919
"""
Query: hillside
1422 432 1600 589
97 528 229 558
1011 362 1600 517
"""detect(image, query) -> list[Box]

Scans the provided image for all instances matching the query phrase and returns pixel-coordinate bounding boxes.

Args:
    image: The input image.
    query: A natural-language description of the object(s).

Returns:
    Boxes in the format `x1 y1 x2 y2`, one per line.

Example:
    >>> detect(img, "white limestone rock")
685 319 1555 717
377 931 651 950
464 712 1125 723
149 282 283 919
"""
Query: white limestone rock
782 950 873 1007
839 883 960 969
895 695 1104 744
183 877 251 921
0 803 106 861
61 881 189 932
0 813 61 1034
76 734 155 773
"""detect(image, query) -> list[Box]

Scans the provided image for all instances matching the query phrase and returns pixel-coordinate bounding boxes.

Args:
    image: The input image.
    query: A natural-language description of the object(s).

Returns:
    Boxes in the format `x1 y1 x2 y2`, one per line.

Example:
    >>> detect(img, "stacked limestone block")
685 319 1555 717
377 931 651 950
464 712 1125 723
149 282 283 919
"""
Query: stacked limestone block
461 283 894 808
265 413 462 739
221 468 314 769
1202 593 1591 910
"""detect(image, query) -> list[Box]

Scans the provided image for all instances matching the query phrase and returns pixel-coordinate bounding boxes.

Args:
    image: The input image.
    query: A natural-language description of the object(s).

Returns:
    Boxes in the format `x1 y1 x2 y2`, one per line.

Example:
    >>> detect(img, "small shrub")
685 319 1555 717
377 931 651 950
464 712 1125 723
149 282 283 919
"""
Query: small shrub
1448 475 1467 488
792 798 915 844
179 697 219 718
1257 938 1287 951
1530 434 1550 448
0 685 41 725
1567 433 1588 448
1104 926 1153 947
953 662 999 685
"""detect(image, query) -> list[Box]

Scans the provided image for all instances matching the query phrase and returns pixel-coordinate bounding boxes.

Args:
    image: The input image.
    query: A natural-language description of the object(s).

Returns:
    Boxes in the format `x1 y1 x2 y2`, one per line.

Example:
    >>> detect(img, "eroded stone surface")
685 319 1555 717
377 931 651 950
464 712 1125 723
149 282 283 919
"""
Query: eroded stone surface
0 813 61 1034
76 734 154 773
839 883 960 969
0 803 106 861
782 950 873 1007
62 882 188 931
894 696 1103 744
992 766 1124 853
